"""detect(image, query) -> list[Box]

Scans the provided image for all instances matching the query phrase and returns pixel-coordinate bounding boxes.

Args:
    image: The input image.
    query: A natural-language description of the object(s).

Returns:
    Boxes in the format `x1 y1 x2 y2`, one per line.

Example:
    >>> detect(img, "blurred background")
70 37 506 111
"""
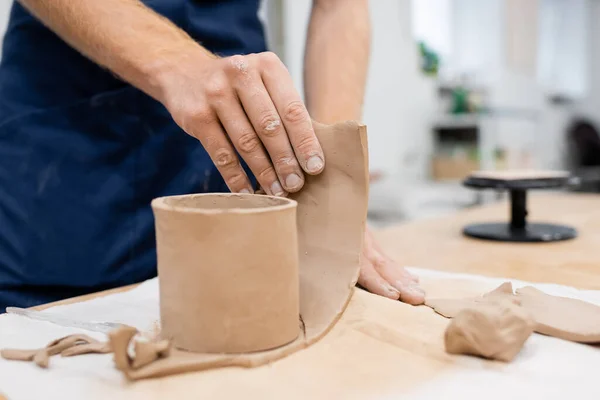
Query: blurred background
1 0 598 225
260 0 600 226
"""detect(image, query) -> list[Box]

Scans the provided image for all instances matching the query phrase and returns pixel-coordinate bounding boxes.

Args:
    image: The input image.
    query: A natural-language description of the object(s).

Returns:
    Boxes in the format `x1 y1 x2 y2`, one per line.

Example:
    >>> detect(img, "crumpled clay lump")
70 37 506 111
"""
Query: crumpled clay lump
445 299 535 362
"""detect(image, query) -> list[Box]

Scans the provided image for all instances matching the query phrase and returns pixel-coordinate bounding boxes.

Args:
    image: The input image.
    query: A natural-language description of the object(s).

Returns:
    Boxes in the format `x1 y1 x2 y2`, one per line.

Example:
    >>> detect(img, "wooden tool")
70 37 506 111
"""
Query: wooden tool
462 170 577 242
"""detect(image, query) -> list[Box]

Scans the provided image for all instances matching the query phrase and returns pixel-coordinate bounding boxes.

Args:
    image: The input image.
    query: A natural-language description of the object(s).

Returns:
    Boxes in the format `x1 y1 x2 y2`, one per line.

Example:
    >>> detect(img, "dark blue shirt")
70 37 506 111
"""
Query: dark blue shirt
0 1 266 309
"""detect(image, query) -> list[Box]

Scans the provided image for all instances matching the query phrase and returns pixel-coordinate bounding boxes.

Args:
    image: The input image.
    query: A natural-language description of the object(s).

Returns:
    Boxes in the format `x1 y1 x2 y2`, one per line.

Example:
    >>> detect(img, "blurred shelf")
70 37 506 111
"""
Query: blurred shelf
433 113 480 129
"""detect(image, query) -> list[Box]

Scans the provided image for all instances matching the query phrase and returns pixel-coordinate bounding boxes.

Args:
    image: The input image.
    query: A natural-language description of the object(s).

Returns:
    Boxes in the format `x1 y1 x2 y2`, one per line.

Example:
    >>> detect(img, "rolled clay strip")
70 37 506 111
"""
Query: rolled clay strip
0 334 110 368
152 193 300 353
111 120 369 380
60 341 112 357
516 286 600 343
444 299 535 362
0 348 38 362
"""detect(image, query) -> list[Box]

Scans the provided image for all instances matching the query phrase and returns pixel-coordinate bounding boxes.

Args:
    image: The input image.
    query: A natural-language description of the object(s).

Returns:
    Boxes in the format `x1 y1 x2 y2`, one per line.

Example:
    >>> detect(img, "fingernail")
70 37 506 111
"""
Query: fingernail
395 281 425 295
239 189 251 194
407 283 425 296
285 173 303 190
384 283 400 298
270 181 285 197
306 155 324 173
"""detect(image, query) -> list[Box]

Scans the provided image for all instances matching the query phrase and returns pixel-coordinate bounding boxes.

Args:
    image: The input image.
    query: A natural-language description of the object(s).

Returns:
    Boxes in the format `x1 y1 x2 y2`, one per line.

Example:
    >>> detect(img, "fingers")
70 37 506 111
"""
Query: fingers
189 108 253 194
260 53 324 175
214 98 287 197
168 51 323 195
227 55 307 193
358 253 401 300
369 230 418 283
375 259 425 305
362 228 425 305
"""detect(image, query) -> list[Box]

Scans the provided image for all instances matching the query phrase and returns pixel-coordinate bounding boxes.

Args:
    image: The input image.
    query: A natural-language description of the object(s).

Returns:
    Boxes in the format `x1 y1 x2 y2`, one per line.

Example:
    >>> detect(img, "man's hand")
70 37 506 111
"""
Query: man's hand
160 52 325 196
358 228 425 305
18 1 324 196
301 0 424 303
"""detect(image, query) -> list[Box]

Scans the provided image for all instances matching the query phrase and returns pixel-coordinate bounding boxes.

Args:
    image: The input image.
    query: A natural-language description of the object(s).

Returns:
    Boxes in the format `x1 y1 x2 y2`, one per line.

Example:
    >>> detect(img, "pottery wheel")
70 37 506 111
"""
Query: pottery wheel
462 171 577 243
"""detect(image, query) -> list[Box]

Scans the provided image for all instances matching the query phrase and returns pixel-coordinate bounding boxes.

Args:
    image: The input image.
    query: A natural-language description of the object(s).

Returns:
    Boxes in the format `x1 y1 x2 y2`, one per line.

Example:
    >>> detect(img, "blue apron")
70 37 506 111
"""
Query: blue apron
0 0 266 309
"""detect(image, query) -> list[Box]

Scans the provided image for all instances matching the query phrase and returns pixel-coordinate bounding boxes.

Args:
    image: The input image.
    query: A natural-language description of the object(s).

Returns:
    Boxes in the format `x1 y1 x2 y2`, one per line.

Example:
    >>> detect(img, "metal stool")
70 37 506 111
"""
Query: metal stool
462 171 577 242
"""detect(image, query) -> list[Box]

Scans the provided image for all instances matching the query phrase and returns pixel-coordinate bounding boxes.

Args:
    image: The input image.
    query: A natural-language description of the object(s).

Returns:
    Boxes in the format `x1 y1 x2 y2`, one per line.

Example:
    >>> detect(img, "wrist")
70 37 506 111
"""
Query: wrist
136 41 216 105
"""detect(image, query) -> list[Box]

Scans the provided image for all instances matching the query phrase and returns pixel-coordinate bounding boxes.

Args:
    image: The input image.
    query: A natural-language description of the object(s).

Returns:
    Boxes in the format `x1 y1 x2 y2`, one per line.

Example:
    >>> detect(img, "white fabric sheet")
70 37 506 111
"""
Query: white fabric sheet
0 268 599 400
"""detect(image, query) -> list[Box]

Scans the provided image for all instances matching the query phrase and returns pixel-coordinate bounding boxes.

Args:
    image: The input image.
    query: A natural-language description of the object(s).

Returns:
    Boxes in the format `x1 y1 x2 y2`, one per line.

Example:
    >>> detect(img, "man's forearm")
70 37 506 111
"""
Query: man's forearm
303 0 371 123
18 0 325 195
17 0 212 102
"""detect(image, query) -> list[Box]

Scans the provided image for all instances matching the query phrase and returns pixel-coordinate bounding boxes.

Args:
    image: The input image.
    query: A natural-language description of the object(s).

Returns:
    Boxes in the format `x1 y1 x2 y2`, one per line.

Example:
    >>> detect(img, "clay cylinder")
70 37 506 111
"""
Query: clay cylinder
151 193 299 353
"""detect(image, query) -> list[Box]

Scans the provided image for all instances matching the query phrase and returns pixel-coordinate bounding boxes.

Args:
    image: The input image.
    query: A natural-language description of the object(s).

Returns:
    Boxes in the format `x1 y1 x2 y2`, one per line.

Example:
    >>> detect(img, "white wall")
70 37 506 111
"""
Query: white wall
575 0 600 128
0 1 11 56
450 0 503 83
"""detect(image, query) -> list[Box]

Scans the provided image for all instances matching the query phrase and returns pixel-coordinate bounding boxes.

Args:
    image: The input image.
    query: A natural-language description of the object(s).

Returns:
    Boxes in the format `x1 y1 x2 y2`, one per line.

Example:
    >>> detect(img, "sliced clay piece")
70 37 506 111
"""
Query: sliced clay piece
0 333 108 367
33 350 50 368
0 348 38 362
426 282 517 318
111 326 138 372
152 192 300 354
516 286 600 343
60 341 112 357
44 334 101 356
131 339 171 369
108 327 172 371
445 299 535 362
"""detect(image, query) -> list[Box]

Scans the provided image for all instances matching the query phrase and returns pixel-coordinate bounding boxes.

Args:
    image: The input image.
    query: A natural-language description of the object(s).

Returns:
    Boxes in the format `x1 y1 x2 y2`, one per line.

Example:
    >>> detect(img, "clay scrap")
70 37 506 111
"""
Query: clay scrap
516 286 600 343
0 121 370 380
109 326 171 372
0 334 111 368
445 299 535 362
427 281 600 361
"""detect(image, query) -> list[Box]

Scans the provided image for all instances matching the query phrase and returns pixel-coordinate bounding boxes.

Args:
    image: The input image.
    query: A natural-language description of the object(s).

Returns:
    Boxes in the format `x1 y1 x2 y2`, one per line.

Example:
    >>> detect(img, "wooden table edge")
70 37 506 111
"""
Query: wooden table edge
32 283 140 311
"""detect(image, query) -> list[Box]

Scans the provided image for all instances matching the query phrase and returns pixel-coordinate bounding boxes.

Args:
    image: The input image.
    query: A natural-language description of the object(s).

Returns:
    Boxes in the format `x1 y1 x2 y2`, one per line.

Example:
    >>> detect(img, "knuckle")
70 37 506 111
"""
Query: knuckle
294 132 319 154
214 148 238 168
258 113 282 137
273 154 297 169
226 173 247 188
282 101 307 124
180 105 213 130
227 55 249 74
259 51 281 67
237 132 262 153
257 165 276 180
205 77 228 99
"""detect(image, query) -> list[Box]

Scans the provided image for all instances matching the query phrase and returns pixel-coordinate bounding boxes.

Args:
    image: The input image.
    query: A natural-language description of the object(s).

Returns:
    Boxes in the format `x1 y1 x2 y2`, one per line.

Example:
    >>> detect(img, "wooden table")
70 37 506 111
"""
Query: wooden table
375 193 600 289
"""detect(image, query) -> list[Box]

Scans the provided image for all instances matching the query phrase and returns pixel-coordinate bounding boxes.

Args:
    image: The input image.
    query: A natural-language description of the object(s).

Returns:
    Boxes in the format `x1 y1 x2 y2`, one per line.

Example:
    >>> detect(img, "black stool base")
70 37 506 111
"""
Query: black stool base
463 222 577 242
